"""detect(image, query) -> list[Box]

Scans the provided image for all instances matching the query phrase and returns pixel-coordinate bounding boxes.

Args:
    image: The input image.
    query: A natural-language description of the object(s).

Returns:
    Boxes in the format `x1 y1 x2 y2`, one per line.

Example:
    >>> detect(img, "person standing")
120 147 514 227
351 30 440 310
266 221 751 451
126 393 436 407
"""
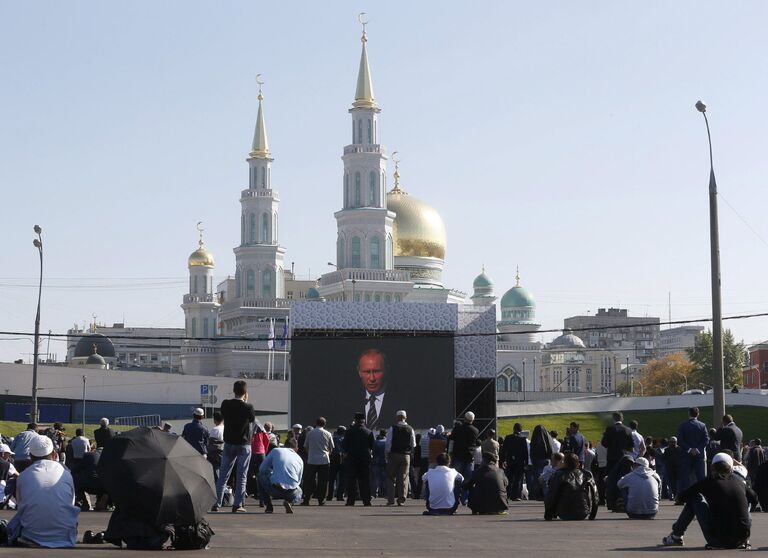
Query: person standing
181 408 209 457
327 426 346 502
566 422 586 463
480 429 499 463
93 418 115 449
448 411 479 505
212 380 255 513
246 422 269 501
529 425 554 501
302 417 334 506
343 413 374 506
601 412 634 474
712 414 740 454
676 407 708 494
207 411 224 482
501 423 528 501
664 437 682 501
629 421 646 459
371 429 387 498
385 410 415 506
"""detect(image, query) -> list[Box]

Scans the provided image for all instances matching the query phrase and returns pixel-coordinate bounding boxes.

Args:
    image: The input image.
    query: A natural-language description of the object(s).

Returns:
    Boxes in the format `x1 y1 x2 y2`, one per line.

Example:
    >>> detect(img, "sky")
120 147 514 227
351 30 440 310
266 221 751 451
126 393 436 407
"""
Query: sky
2 2 768 363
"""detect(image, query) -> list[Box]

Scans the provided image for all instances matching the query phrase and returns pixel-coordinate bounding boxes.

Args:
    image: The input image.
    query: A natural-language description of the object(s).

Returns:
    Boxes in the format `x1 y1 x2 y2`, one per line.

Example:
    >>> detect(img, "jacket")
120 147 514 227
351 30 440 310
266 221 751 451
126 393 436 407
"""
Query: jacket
617 465 660 515
462 463 508 514
501 434 528 469
181 420 209 456
600 422 633 464
677 418 708 458
530 426 554 462
343 424 374 464
544 468 598 521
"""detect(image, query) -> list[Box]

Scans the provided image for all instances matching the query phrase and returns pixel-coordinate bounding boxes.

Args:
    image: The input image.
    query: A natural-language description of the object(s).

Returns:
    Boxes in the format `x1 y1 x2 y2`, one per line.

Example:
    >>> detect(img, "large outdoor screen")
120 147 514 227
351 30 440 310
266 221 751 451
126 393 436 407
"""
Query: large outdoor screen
291 332 455 431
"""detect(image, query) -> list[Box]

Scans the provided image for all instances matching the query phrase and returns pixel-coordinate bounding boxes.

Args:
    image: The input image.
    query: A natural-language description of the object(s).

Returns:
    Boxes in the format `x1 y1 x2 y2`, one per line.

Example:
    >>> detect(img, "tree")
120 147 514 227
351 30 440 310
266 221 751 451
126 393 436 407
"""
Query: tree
685 329 746 390
640 353 695 396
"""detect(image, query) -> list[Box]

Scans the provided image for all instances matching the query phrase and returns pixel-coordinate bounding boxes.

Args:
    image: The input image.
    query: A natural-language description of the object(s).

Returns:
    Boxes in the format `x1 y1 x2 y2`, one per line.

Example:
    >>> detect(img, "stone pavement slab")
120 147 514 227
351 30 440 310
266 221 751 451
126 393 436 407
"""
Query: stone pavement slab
1 499 766 556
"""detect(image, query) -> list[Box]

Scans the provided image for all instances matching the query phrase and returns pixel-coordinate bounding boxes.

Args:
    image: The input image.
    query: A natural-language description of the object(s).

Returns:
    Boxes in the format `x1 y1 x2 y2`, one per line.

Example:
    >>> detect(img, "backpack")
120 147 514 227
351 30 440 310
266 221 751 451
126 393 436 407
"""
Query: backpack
172 519 215 550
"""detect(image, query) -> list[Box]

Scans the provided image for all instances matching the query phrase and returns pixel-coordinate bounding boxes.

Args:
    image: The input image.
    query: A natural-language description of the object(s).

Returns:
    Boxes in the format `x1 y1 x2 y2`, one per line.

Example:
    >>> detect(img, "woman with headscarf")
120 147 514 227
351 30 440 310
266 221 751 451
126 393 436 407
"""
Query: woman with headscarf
529 425 554 501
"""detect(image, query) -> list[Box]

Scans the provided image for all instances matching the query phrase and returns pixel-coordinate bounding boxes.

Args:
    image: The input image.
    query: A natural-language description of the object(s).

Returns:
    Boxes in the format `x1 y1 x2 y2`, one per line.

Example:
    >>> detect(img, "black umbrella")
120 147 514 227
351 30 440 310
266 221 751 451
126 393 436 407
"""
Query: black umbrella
98 427 216 526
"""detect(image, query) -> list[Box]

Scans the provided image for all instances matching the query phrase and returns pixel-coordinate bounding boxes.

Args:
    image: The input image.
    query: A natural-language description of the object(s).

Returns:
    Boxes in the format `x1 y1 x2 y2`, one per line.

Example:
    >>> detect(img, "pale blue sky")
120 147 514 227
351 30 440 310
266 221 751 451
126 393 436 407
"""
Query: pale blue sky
2 2 768 362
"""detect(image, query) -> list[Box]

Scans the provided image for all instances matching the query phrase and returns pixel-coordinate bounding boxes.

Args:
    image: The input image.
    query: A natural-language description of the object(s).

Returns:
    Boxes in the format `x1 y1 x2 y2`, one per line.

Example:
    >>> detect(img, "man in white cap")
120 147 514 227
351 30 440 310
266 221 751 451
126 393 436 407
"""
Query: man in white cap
385 410 415 506
662 452 757 549
617 456 661 519
5 435 79 547
181 408 210 458
0 443 19 510
447 411 479 505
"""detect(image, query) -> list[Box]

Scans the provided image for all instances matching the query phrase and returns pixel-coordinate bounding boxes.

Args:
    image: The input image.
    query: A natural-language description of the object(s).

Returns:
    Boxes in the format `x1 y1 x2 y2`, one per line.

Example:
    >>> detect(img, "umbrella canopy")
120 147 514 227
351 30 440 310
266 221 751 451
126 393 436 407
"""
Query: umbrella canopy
98 427 215 526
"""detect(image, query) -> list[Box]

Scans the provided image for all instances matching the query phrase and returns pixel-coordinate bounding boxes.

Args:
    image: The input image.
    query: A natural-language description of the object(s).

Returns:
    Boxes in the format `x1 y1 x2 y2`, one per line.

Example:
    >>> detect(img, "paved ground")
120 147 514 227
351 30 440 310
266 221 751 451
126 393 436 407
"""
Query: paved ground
1 498 766 556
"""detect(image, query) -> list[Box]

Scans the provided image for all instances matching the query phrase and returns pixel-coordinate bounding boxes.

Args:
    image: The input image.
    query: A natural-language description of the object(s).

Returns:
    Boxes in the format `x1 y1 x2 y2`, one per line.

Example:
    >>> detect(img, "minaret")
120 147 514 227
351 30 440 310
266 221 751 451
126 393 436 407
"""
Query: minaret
182 223 219 339
233 76 286 299
334 17 395 270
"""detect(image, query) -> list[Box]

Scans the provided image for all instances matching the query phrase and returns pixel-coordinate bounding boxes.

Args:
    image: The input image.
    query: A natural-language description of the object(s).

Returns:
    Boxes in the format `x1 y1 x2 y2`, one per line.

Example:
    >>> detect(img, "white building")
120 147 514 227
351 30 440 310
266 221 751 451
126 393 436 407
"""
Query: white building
658 325 704 357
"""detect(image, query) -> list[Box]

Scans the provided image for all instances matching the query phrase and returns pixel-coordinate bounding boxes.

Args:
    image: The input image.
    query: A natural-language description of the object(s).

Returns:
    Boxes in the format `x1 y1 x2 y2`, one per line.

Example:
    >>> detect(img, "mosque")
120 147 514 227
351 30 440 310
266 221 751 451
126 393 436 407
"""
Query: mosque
176 21 615 396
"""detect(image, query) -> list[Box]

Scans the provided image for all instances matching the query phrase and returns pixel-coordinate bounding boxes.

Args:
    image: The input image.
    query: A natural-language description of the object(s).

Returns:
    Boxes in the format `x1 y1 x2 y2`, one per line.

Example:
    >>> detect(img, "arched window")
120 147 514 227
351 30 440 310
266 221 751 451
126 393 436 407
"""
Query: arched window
369 171 376 206
357 119 363 144
246 270 255 295
354 173 361 207
370 237 380 269
203 318 209 338
394 294 401 302
249 213 256 244
386 234 393 268
261 213 270 243
262 269 272 298
260 167 266 188
364 294 371 301
191 318 197 338
235 270 242 297
374 294 381 302
496 375 508 392
338 237 346 268
510 374 523 392
350 237 361 268
385 294 391 302
366 119 372 143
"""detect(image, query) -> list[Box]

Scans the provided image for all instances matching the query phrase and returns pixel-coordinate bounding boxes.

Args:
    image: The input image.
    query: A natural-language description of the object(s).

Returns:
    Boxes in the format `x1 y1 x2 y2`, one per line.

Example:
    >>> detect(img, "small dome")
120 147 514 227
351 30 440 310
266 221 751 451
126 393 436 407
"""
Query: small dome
306 287 321 299
500 285 535 309
473 270 493 289
86 351 106 366
386 189 446 259
550 330 585 349
74 334 115 359
188 243 214 267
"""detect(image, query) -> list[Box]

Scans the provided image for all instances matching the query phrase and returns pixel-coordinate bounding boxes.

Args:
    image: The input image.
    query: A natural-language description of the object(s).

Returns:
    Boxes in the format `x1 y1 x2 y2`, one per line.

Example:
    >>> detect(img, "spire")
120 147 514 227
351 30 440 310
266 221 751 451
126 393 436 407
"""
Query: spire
515 266 521 287
390 151 406 194
250 75 270 158
353 13 377 109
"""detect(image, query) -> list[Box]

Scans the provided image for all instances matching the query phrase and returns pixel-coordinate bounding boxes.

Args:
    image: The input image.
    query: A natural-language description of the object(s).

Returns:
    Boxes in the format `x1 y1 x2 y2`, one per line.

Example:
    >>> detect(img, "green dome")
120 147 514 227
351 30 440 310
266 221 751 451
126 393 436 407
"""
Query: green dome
306 287 321 299
473 271 493 289
500 285 535 309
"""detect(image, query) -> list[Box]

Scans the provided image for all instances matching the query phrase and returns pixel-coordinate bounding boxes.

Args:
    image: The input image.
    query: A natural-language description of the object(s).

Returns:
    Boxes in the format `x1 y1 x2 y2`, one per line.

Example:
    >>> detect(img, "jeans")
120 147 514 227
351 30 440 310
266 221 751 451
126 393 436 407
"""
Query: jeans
678 454 705 494
371 464 387 498
258 472 303 507
452 459 474 504
215 443 251 508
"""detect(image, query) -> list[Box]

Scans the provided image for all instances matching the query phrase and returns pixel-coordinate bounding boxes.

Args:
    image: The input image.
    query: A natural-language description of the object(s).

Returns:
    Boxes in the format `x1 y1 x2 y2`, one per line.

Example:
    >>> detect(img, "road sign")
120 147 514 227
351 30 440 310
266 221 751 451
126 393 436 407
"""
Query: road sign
201 384 209 395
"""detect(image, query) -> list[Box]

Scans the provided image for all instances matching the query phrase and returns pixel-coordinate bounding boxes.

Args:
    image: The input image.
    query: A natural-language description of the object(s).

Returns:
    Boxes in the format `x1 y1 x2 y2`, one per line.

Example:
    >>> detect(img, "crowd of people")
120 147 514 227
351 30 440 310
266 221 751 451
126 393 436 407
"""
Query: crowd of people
0 382 766 550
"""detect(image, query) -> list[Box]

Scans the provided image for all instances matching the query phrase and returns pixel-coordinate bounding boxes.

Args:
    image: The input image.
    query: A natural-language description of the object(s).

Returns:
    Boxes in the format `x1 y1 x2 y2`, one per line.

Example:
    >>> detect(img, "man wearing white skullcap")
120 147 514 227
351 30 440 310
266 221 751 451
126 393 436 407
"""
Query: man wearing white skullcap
5 435 79 547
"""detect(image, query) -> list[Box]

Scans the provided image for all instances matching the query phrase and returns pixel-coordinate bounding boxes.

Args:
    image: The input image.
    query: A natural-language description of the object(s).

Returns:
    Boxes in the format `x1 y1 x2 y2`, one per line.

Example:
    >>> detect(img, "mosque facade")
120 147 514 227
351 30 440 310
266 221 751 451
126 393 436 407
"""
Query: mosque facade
177 22 613 396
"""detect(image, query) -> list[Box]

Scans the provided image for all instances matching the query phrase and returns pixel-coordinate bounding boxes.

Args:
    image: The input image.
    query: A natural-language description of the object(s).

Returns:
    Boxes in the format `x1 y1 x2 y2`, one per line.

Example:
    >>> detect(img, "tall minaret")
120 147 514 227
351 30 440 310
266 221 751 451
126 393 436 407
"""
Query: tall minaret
334 17 395 270
233 76 286 299
182 223 219 339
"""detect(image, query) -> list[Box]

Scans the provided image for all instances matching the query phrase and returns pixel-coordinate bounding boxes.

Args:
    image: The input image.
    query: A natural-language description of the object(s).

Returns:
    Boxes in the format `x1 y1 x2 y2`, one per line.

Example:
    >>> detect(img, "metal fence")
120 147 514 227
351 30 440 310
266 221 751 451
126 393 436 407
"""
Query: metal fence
114 414 162 428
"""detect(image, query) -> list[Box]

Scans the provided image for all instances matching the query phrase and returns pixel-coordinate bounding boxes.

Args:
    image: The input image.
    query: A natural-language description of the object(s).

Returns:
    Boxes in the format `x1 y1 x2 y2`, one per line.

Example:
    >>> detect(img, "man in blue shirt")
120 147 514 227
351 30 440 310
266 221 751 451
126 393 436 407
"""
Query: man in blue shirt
181 408 210 457
258 444 304 514
9 424 38 474
676 407 708 495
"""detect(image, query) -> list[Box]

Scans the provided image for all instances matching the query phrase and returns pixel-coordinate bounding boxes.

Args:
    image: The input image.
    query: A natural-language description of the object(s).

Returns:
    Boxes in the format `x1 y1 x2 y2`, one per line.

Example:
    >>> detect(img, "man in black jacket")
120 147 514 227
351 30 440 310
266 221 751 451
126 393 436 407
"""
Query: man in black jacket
544 453 598 521
662 452 757 549
463 451 508 515
343 413 374 506
94 418 115 449
601 412 633 475
501 423 528 501
448 412 479 505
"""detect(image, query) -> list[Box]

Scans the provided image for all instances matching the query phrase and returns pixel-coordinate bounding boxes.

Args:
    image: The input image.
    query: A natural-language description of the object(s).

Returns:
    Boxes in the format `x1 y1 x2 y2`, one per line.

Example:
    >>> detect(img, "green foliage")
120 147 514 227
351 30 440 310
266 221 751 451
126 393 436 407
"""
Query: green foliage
0 421 132 440
685 329 746 389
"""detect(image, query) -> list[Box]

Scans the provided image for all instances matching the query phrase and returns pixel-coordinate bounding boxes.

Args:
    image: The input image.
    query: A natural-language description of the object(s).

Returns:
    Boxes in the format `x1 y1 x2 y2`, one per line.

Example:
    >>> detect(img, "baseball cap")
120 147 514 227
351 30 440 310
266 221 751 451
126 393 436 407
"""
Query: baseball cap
30 435 54 458
634 457 649 468
193 408 205 417
712 452 734 468
0 443 14 455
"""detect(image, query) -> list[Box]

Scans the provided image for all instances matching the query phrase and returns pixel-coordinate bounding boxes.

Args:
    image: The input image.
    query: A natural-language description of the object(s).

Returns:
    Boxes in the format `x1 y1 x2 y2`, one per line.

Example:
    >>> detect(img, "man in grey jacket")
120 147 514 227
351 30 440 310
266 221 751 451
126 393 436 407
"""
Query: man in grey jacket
617 457 661 519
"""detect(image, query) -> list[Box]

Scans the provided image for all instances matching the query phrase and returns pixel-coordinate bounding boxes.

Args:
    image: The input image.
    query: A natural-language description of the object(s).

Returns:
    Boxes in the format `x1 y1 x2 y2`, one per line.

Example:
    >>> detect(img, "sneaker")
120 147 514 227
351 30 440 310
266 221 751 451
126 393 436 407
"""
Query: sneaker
209 504 220 513
284 501 294 514
232 505 247 513
661 534 684 547
265 504 274 514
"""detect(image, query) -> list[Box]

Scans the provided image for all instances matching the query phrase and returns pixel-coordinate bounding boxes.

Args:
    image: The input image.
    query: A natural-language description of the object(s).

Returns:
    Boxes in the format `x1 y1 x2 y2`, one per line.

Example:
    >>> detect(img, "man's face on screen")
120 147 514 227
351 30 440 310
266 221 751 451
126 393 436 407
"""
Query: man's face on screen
358 351 386 394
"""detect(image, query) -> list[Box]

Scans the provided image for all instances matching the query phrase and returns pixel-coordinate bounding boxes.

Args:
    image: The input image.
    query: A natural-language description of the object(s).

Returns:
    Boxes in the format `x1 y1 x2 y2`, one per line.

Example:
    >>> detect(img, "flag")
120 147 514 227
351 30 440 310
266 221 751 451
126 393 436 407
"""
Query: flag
280 318 288 347
267 318 275 350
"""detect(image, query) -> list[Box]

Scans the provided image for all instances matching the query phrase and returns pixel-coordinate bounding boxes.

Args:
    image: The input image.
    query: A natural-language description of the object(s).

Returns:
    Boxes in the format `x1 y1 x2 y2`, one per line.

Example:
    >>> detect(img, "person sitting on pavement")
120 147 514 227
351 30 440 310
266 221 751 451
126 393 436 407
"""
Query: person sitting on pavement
616 456 661 519
0 444 19 510
662 452 757 549
9 423 38 474
421 453 463 515
605 450 635 512
539 452 564 498
463 451 508 515
258 440 304 514
2 435 80 548
544 453 598 521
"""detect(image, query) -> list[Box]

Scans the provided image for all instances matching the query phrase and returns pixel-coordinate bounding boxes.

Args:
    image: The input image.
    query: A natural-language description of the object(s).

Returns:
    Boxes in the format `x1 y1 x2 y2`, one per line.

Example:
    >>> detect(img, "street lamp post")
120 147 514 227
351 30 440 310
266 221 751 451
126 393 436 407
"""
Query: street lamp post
522 359 526 401
626 356 630 396
31 225 43 424
696 100 725 424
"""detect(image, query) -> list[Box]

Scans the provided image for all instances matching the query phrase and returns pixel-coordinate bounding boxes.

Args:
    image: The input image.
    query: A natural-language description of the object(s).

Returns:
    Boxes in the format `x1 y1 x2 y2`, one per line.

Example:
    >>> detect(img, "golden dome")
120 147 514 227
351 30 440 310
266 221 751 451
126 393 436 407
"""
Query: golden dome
188 242 214 267
386 188 446 259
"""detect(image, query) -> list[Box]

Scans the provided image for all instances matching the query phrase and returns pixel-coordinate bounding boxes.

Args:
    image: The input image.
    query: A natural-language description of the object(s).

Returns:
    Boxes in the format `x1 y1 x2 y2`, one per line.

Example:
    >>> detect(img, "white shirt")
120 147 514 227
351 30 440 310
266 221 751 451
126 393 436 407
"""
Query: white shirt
631 430 644 458
363 391 385 421
10 459 79 548
209 424 224 442
422 465 463 510
551 438 561 454
70 436 90 459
